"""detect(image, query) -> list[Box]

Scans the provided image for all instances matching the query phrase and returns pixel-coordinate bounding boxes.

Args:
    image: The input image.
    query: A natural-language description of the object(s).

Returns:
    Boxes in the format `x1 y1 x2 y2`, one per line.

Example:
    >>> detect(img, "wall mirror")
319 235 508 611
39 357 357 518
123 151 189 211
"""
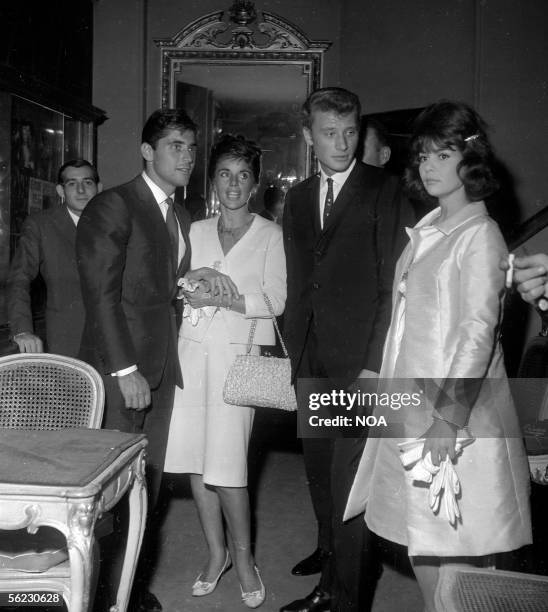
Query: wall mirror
155 0 330 218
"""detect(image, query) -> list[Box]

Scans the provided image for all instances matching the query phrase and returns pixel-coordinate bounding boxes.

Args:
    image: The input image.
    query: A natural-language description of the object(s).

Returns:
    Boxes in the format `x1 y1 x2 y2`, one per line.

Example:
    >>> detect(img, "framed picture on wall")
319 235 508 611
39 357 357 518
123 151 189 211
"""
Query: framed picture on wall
10 97 64 254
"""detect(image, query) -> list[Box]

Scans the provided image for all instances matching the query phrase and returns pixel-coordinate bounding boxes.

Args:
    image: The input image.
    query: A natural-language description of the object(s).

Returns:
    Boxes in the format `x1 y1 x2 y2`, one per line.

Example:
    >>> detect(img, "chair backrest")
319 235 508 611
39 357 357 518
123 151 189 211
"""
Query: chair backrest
435 566 548 612
0 353 104 429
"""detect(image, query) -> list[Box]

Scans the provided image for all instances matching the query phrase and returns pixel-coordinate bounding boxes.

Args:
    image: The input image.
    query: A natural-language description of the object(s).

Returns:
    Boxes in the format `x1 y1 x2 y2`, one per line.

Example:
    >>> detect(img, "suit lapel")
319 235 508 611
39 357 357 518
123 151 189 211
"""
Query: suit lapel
311 176 321 237
322 164 360 233
295 175 320 237
315 163 360 249
54 206 77 248
133 175 176 284
174 205 190 274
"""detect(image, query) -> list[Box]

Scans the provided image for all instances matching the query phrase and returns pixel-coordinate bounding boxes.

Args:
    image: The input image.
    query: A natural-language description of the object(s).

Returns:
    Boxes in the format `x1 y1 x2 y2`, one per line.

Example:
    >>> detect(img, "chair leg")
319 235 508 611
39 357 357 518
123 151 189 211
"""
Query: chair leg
88 539 100 612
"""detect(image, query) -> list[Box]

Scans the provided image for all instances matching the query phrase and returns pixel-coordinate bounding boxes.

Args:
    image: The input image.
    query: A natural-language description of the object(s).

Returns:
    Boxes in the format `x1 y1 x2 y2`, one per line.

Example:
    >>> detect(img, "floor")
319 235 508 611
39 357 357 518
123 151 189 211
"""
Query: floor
146 409 424 612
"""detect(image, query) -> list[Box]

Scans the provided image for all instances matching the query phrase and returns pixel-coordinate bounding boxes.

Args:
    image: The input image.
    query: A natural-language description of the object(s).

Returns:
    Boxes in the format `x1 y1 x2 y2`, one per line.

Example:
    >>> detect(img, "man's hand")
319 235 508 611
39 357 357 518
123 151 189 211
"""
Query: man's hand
186 267 240 306
500 253 548 306
513 254 548 306
13 332 43 353
421 418 458 466
117 370 151 410
182 287 215 309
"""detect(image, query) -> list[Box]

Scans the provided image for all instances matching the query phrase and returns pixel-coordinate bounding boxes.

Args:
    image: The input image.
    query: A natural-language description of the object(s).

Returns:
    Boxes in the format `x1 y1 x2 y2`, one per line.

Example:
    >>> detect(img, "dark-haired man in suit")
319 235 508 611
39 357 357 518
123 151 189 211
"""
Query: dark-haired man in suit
8 159 102 356
77 108 236 612
281 88 412 612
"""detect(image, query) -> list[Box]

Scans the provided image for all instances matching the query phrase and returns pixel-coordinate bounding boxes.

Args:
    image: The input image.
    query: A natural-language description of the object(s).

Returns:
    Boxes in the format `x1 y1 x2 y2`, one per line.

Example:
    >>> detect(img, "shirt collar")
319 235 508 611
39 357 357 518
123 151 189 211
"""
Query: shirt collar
66 207 80 226
415 201 488 236
320 158 356 188
142 171 172 205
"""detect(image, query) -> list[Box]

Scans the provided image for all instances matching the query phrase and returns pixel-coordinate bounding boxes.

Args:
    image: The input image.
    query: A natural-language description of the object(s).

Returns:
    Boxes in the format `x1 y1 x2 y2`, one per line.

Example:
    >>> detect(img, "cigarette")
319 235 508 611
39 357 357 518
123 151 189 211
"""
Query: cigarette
538 298 548 311
505 253 515 289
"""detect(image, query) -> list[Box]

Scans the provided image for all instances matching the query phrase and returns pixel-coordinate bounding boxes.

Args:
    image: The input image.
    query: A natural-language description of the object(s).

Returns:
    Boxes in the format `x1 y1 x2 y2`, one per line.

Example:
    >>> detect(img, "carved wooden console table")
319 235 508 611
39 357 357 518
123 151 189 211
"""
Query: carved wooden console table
0 429 148 611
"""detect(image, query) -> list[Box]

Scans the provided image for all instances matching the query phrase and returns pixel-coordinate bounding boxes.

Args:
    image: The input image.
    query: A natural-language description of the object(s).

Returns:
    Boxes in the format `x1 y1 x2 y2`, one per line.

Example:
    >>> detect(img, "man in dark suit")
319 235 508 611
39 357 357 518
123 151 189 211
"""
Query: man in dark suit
7 159 102 356
281 88 412 612
77 109 235 612
258 185 285 224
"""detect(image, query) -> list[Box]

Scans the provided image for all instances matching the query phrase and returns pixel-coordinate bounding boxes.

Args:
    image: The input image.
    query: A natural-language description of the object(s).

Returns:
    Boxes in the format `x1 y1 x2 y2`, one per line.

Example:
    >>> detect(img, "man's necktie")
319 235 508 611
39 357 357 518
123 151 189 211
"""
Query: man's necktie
323 177 334 227
164 196 179 270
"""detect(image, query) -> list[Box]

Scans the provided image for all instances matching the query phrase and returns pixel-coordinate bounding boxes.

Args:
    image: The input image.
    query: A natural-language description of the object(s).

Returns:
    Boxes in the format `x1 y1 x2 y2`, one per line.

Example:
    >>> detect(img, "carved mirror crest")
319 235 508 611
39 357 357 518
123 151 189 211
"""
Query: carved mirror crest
155 1 331 218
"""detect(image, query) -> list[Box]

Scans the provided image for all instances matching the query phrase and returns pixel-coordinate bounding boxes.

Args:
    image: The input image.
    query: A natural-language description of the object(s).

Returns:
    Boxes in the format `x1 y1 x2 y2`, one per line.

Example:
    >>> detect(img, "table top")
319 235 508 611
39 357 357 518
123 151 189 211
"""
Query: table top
0 429 146 488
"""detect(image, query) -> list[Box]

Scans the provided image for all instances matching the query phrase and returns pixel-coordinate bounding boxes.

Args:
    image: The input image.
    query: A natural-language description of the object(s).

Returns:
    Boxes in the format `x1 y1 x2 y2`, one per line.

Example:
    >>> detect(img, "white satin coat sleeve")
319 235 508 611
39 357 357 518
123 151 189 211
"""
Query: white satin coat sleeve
446 222 507 378
433 221 508 427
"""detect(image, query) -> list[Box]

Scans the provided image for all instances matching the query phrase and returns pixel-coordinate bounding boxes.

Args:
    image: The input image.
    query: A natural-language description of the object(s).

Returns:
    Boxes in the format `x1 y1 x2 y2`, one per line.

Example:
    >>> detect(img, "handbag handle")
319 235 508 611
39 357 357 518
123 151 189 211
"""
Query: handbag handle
245 293 289 358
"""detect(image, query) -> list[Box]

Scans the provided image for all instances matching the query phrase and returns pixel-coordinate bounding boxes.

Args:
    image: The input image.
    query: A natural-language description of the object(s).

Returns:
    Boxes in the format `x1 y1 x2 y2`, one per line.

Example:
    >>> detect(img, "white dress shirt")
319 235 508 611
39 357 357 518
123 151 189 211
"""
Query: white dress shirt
318 158 356 229
141 171 186 264
67 208 80 226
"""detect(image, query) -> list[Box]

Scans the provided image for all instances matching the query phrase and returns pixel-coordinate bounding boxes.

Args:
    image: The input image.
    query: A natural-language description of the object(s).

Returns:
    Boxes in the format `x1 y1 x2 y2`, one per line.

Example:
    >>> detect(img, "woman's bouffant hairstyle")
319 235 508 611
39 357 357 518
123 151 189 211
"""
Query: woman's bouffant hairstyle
208 134 262 184
404 100 499 204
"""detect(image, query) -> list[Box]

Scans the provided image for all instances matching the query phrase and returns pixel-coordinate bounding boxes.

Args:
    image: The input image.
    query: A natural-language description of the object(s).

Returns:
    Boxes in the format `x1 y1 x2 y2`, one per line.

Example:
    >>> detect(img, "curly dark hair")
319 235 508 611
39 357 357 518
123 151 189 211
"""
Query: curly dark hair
208 134 262 183
404 100 499 205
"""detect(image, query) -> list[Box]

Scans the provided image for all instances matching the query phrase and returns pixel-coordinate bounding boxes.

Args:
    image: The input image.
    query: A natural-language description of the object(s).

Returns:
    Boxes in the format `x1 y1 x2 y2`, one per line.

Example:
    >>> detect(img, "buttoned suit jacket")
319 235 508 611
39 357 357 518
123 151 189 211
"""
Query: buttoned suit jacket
7 206 84 357
76 175 191 390
283 161 412 382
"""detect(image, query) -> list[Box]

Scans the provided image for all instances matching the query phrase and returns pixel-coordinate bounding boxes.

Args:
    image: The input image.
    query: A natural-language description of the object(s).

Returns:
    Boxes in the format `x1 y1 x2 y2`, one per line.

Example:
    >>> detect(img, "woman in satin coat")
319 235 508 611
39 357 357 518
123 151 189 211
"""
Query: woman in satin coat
345 101 532 612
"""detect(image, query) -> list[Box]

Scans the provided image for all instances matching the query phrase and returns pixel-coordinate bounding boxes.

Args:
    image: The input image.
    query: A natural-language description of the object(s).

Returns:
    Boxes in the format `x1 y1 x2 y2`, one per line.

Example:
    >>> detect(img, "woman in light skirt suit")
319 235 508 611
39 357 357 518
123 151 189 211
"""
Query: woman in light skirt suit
164 135 286 609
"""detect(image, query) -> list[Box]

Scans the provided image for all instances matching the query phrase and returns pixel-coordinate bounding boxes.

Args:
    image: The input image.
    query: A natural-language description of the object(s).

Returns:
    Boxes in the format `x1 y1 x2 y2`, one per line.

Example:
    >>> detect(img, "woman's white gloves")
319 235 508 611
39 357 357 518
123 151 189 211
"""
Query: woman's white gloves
398 436 474 526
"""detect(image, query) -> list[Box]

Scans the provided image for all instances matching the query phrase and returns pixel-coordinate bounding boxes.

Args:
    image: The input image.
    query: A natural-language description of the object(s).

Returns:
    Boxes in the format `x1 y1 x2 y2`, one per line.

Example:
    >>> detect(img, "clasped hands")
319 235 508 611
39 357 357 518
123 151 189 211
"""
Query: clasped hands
119 267 240 411
181 266 240 309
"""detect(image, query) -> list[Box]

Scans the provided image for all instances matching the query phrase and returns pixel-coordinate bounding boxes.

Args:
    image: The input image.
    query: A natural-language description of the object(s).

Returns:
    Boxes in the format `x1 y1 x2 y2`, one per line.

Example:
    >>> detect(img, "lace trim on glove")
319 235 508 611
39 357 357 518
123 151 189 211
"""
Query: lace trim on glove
178 277 215 327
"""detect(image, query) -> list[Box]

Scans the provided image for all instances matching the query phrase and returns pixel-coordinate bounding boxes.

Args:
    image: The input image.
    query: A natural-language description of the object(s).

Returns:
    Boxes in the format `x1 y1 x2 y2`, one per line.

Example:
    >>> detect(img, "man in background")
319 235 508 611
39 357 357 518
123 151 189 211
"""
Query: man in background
361 116 391 168
8 159 101 356
259 185 285 224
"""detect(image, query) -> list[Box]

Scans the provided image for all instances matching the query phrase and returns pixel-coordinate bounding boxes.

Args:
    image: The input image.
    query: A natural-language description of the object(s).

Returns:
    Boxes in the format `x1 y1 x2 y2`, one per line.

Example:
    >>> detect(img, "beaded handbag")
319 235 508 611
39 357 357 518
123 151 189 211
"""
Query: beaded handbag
223 294 297 411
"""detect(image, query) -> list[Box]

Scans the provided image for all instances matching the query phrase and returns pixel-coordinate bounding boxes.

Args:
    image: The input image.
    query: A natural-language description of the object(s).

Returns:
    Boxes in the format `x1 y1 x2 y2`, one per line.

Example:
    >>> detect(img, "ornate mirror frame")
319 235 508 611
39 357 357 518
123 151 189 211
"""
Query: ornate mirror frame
155 1 331 217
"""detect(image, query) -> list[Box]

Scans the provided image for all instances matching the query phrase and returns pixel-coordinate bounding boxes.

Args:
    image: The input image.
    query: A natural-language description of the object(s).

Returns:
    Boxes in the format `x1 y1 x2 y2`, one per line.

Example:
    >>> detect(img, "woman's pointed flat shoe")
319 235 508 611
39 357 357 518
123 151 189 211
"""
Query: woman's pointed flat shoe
192 550 232 597
240 565 266 608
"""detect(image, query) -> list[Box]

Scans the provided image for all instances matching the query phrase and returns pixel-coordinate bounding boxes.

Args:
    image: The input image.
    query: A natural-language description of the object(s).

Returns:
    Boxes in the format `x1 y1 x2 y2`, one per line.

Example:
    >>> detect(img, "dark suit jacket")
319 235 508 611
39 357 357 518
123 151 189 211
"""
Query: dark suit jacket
76 175 191 389
7 206 84 357
283 161 413 382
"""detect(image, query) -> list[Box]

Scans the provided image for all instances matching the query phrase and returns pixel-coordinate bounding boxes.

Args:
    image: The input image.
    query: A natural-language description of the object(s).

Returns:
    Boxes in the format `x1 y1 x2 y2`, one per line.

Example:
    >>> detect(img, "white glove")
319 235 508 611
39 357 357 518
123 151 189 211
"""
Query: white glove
398 436 472 526
442 459 461 525
428 455 446 513
409 449 439 483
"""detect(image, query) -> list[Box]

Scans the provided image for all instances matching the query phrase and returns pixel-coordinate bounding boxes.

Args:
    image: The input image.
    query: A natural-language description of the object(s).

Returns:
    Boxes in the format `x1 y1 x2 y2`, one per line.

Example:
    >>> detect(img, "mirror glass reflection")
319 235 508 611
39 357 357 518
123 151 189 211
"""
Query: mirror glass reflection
175 62 309 218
